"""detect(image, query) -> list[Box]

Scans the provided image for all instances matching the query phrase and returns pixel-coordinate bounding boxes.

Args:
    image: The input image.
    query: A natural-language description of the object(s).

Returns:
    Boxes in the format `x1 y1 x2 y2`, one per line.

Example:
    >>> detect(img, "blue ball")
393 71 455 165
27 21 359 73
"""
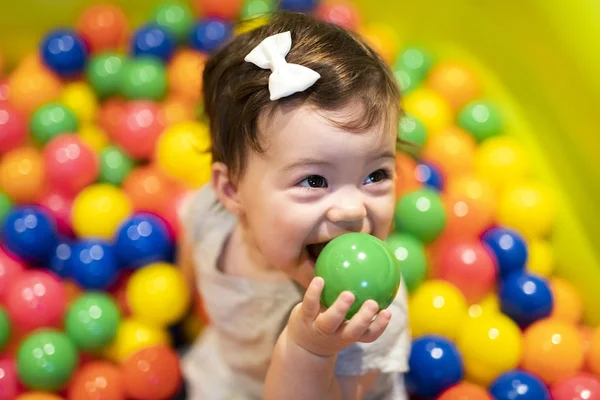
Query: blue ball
114 212 174 269
499 272 553 328
1 206 58 266
280 0 319 12
41 29 88 77
189 17 232 53
70 240 120 290
405 335 464 398
49 240 74 278
132 24 176 62
416 162 444 191
490 370 551 400
482 227 528 278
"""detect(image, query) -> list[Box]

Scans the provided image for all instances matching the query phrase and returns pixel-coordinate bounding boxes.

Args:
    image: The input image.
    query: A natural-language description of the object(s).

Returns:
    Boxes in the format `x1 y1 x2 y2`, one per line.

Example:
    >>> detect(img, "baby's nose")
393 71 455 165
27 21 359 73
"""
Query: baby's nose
326 203 367 230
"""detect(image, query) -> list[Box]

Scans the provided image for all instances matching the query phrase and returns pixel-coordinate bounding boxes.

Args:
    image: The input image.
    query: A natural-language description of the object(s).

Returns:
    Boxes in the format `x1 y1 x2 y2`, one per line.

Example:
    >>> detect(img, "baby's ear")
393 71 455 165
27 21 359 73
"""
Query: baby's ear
211 162 242 216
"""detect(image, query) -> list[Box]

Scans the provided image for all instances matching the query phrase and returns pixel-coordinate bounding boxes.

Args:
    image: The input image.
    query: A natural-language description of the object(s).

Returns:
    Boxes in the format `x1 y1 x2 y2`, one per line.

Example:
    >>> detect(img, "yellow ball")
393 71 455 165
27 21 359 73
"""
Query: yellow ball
526 238 554 277
456 313 523 385
78 124 110 152
235 16 270 35
403 88 453 132
358 23 400 64
409 280 468 340
72 183 133 239
549 277 583 324
60 81 98 123
468 293 499 319
127 262 191 327
103 318 171 363
474 136 531 191
155 121 212 187
498 181 556 239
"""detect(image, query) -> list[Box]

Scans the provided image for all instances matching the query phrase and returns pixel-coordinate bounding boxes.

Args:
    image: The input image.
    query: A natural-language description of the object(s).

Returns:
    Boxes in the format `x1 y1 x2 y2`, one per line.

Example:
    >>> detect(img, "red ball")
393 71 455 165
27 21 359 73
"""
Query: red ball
68 361 125 400
5 270 66 332
114 101 165 160
552 373 600 400
315 1 361 31
122 345 182 400
0 80 9 104
98 97 126 139
36 189 74 237
192 0 243 19
160 189 193 240
44 134 99 196
123 165 177 213
437 239 497 303
0 357 21 400
0 104 27 154
438 381 492 399
0 247 26 303
76 4 129 53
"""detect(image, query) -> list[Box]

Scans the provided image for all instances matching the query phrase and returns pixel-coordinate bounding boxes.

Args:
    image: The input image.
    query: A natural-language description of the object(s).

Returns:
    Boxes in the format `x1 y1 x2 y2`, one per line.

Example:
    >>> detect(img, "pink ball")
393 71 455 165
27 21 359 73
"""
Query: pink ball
36 189 75 237
5 270 66 332
0 80 9 104
0 104 27 154
114 101 165 160
552 373 600 400
315 1 361 30
0 247 26 303
437 239 497 303
0 357 21 400
43 134 99 196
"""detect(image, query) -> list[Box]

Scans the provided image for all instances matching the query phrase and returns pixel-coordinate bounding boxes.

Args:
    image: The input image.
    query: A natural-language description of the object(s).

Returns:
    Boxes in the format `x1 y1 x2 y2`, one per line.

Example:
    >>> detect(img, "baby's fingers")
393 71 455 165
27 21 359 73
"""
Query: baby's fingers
300 277 325 320
359 309 392 343
340 300 379 341
315 291 354 334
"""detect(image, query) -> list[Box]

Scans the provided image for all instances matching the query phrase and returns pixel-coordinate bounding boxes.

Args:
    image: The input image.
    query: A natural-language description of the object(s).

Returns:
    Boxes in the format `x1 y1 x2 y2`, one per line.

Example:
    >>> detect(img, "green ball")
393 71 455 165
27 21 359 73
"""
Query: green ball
65 292 120 351
30 103 78 145
394 188 446 243
241 0 275 18
0 192 13 226
458 100 503 142
0 306 11 350
398 113 427 150
314 232 401 319
394 67 422 95
394 46 434 82
99 146 135 186
120 57 167 101
86 53 127 99
386 233 427 293
152 1 194 43
17 330 78 391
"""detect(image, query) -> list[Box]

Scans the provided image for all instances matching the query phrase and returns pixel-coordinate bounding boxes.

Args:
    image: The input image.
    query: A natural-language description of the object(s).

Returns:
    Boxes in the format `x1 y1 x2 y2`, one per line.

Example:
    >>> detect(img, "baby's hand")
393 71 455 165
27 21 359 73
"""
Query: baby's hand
286 277 392 357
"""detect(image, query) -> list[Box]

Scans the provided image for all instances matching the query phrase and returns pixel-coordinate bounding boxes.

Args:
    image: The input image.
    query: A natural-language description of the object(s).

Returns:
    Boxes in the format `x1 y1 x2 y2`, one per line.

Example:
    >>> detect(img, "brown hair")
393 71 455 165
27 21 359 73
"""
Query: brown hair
203 11 402 181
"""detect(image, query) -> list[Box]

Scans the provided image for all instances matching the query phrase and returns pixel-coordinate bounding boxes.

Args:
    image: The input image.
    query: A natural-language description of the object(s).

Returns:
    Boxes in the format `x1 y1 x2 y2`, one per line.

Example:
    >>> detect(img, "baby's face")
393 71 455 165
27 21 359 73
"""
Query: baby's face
235 104 397 289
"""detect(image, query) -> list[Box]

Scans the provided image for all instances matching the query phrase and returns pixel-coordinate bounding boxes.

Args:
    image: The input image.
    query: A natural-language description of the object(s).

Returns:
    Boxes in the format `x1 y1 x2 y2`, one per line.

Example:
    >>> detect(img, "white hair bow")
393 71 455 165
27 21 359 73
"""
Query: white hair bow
244 31 321 101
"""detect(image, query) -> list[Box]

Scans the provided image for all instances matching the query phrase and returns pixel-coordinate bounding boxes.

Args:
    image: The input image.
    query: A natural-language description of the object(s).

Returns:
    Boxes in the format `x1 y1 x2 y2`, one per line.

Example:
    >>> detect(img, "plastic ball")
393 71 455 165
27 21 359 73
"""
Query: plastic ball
69 240 120 290
442 193 494 240
0 147 45 204
0 193 11 225
71 184 133 239
585 326 600 375
405 335 463 398
126 262 190 327
30 102 78 145
498 181 555 239
458 100 503 142
192 0 243 19
315 1 360 30
102 318 170 363
78 123 109 152
403 88 452 132
240 0 274 18
189 18 232 53
131 24 176 62
314 233 401 319
155 121 212 187
49 240 74 278
526 238 554 277
394 153 421 199
119 57 167 101
467 293 500 320
409 280 467 340
426 61 482 111
394 46 434 84
0 307 10 350
499 272 553 328
385 233 426 293
234 16 270 35
43 134 99 196
76 4 128 53
86 53 127 99
446 174 496 214
161 94 197 125
398 113 427 150
474 136 530 191
40 29 88 77
0 247 25 303
114 101 165 160
167 49 206 102
160 189 191 239
0 104 27 153
152 1 194 43
489 370 551 400
1 206 58 266
422 126 476 177
438 382 492 400
0 79 9 103
17 330 78 391
16 394 63 400
415 162 444 191
521 318 584 384
280 0 318 12
67 361 125 400
65 292 120 351
549 277 583 324
123 165 177 213
98 97 126 138
60 82 98 124
0 357 19 400
37 190 74 237
98 146 135 186
122 345 182 400
482 227 528 279
551 373 600 400
394 189 446 243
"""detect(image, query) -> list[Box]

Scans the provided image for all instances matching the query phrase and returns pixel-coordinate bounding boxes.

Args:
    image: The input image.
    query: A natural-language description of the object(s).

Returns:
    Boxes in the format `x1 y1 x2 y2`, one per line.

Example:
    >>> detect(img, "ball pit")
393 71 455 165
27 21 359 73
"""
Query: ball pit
0 0 598 398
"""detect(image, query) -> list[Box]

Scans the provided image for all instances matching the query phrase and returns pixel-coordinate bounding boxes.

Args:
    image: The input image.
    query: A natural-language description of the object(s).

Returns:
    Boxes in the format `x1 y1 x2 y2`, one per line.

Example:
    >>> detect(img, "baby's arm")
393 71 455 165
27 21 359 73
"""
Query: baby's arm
264 278 392 400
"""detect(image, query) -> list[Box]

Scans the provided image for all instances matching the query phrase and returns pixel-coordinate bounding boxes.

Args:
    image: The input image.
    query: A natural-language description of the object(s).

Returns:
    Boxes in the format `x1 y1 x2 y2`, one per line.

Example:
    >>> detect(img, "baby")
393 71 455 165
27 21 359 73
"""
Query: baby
178 11 410 400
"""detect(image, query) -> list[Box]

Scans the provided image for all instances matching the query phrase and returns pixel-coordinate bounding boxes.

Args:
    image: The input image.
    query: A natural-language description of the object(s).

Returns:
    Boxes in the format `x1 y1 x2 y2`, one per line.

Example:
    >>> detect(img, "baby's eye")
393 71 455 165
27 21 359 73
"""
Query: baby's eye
364 169 390 184
299 175 328 188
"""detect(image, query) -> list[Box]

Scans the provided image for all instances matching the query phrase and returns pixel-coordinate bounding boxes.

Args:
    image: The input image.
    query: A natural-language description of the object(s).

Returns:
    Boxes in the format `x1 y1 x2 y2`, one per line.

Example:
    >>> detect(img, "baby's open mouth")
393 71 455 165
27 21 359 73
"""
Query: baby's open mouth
306 242 330 262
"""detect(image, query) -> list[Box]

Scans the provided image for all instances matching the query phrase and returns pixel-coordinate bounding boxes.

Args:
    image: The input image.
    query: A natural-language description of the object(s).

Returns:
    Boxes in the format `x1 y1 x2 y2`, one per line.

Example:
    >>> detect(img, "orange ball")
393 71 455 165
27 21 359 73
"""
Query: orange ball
438 382 492 400
16 394 64 400
76 4 128 53
426 61 482 111
122 345 182 400
587 327 600 376
441 193 495 240
0 146 45 203
549 277 583 324
162 95 197 126
8 56 62 116
192 0 243 19
358 24 399 64
63 280 83 306
167 50 206 102
422 126 477 177
521 318 584 384
581 325 594 372
446 174 496 215
123 165 178 214
68 361 125 400
395 153 421 199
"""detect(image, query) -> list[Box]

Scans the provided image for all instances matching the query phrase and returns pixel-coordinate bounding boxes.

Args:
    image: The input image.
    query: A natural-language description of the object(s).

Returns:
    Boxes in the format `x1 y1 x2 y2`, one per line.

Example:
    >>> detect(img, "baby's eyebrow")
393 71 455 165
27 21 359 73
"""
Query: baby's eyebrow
280 157 332 173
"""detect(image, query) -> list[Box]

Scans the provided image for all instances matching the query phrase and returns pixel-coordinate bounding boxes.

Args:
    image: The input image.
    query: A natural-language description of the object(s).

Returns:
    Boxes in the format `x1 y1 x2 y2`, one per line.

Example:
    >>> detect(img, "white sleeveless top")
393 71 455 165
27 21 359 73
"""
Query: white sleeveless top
181 184 410 400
